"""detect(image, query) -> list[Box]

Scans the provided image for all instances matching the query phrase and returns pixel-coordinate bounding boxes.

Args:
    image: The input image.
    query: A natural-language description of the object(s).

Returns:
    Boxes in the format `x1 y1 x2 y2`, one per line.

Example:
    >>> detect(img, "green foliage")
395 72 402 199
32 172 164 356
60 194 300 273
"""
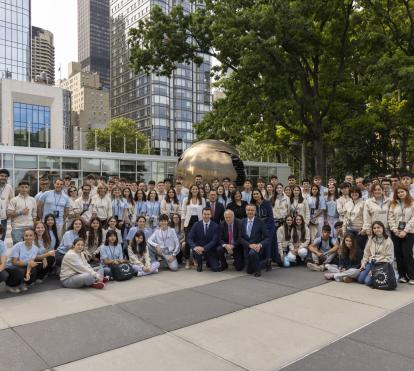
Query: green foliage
86 118 149 154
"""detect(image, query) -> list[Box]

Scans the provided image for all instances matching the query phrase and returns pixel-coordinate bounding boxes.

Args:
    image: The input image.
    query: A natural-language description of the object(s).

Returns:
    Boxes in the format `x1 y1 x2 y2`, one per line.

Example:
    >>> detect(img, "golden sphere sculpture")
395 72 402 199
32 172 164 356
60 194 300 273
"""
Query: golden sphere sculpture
176 139 246 188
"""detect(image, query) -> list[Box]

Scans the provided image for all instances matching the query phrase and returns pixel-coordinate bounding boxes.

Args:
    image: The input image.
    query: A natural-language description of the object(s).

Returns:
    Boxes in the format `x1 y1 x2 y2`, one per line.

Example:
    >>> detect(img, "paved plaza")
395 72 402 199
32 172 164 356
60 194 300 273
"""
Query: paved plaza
0 265 414 371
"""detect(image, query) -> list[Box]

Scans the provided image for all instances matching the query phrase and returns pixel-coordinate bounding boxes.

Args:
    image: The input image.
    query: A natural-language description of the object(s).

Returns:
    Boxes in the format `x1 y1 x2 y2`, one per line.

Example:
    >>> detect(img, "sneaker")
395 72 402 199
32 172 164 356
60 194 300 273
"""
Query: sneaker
35 279 43 284
399 277 409 283
407 279 414 285
103 276 110 283
6 286 21 294
185 261 190 270
343 277 355 283
19 285 28 292
324 272 334 280
307 262 322 272
91 282 105 289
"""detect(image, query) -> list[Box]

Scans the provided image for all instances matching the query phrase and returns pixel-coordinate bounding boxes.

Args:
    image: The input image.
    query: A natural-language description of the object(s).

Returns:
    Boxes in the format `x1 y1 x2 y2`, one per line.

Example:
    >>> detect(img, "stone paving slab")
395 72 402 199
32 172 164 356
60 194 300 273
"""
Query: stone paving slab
256 267 327 290
0 314 8 330
397 301 414 316
254 290 388 336
192 276 299 307
0 328 48 371
55 333 245 371
349 311 414 359
0 276 62 299
281 338 413 371
13 306 163 367
174 307 336 371
119 288 243 332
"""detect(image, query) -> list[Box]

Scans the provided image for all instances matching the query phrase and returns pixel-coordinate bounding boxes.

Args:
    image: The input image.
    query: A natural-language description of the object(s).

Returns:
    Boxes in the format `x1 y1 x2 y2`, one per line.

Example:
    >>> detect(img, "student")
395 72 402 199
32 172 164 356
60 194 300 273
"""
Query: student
358 221 394 286
313 175 327 195
207 189 225 224
0 169 15 235
308 184 326 241
7 181 37 244
170 213 185 262
147 214 180 271
33 221 56 281
334 221 344 245
290 185 310 224
60 238 106 289
85 217 104 265
257 178 267 199
400 172 414 198
181 184 206 269
284 185 292 199
160 188 181 218
324 234 362 283
6 229 40 290
342 186 367 253
289 215 310 264
100 230 128 278
265 183 274 201
217 185 229 207
35 177 51 202
277 216 293 264
104 216 123 246
337 182 351 221
134 189 147 217
381 178 393 199
272 183 290 229
111 186 129 229
241 179 253 203
287 175 297 187
74 184 94 225
388 186 414 283
325 183 339 232
307 225 338 271
145 190 161 230
44 213 60 251
226 190 248 220
363 183 390 235
66 186 79 228
128 231 160 276
126 216 152 245
56 218 87 266
92 184 112 228
122 187 136 233
301 179 311 200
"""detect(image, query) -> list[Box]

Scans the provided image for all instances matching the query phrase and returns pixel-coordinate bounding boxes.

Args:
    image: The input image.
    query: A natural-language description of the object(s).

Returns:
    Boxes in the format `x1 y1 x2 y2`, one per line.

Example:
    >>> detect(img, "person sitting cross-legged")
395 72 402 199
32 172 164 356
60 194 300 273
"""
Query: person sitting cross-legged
307 225 338 272
240 204 270 277
187 207 220 272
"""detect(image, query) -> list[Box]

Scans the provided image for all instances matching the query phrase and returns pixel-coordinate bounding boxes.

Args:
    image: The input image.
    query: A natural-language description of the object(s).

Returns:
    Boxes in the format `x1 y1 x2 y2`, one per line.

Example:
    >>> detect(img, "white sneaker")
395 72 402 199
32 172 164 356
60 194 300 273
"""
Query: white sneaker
6 286 21 294
307 262 322 272
19 285 28 292
407 280 414 285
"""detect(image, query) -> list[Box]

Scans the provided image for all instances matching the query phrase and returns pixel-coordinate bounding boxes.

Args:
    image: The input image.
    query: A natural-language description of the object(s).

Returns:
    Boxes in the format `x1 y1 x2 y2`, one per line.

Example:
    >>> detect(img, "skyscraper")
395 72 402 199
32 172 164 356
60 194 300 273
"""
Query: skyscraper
31 26 55 85
0 0 31 81
78 0 110 90
110 1 211 156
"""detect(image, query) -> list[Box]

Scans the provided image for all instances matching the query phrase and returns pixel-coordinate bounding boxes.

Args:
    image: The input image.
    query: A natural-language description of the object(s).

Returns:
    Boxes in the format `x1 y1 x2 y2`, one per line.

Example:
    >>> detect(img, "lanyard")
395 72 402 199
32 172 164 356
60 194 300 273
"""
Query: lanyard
160 228 169 246
54 192 62 209
108 245 118 260
398 201 405 221
148 201 156 216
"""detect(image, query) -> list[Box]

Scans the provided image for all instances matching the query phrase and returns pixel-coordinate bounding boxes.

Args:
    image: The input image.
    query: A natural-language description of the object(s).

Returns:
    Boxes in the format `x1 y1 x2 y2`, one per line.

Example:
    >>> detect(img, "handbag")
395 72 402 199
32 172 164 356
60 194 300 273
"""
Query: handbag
110 263 135 281
371 262 397 290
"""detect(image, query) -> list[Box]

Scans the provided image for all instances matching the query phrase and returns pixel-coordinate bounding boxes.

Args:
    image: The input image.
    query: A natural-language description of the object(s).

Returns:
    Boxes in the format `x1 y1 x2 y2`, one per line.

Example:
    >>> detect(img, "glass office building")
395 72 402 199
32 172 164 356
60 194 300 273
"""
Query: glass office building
0 146 291 196
110 0 211 157
0 0 31 81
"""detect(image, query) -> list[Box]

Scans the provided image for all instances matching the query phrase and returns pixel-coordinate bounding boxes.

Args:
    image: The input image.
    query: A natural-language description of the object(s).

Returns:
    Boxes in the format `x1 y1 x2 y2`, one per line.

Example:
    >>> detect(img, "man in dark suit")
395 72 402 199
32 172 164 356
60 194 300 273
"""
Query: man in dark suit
217 209 244 271
187 207 220 272
207 189 225 224
240 204 269 277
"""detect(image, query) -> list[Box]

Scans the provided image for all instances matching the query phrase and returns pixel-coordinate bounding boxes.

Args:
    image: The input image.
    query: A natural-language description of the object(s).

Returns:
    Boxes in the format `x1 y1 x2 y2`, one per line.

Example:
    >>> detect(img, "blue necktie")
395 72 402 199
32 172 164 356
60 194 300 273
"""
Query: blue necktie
247 220 252 237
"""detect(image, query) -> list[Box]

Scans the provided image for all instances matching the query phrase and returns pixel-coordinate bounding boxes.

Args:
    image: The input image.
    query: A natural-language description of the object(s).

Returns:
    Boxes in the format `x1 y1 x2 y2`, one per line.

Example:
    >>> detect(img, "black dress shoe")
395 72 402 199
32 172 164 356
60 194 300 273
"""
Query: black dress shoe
266 260 272 272
197 264 203 272
254 271 261 277
220 263 228 272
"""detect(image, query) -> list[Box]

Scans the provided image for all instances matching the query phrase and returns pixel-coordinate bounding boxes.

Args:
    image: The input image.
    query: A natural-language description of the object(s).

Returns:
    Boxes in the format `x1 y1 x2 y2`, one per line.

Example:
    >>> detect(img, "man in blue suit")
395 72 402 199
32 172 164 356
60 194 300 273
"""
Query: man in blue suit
187 207 220 272
241 204 270 277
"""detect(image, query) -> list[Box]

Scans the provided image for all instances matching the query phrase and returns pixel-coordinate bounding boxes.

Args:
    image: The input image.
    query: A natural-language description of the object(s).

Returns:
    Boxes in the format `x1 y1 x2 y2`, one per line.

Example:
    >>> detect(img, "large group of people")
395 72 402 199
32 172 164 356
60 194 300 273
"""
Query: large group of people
0 168 413 293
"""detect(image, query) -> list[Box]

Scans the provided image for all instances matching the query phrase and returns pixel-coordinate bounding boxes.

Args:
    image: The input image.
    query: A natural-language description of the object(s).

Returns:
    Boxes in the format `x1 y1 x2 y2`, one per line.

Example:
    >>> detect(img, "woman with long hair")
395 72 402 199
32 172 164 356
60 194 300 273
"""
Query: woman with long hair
134 189 147 217
33 221 55 281
86 217 104 265
56 218 87 266
272 183 290 230
289 185 310 224
100 230 127 278
277 215 293 264
128 231 160 276
217 185 228 207
226 190 247 220
289 214 310 263
145 190 161 230
170 213 185 262
44 213 59 251
122 187 136 240
325 183 339 232
363 183 390 235
388 186 414 283
308 184 326 241
161 188 181 218
66 186 79 228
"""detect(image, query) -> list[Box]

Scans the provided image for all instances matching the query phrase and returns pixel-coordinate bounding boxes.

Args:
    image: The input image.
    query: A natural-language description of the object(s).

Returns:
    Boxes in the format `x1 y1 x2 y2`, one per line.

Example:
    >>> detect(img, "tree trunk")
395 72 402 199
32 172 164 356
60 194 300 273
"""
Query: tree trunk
313 136 326 180
399 128 408 171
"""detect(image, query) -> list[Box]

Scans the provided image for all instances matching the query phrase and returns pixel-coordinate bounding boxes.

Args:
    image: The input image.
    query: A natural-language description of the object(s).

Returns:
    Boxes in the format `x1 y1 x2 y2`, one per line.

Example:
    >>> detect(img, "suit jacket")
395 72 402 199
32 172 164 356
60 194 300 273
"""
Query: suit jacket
207 201 225 224
219 219 242 247
240 217 269 249
187 220 219 252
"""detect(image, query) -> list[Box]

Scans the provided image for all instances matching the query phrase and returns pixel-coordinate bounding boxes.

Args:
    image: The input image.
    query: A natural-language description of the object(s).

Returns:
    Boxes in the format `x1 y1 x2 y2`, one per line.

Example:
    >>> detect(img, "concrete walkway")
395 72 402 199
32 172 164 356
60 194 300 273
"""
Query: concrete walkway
0 267 413 371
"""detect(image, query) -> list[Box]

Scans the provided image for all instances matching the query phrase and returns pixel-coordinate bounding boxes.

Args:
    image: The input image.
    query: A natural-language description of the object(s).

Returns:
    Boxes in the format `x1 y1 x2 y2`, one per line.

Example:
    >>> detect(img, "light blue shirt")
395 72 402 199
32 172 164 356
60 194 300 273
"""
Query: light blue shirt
112 198 128 220
57 230 79 255
0 240 6 259
325 199 339 218
135 201 147 216
308 196 326 217
145 201 160 218
126 226 152 241
100 244 124 266
40 190 70 225
7 242 39 267
48 230 57 250
313 237 337 253
241 191 252 203
410 184 414 198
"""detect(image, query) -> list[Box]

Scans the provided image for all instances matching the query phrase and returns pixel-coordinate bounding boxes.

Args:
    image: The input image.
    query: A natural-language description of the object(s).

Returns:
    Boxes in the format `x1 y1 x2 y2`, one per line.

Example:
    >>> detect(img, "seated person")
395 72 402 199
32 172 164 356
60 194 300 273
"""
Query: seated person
324 233 362 283
147 214 180 271
358 221 394 286
240 204 269 277
277 216 294 266
334 221 344 245
126 216 152 244
288 215 310 264
100 230 128 278
217 210 244 271
6 229 40 291
128 231 160 276
56 218 87 266
187 207 220 272
307 225 338 271
60 238 106 289
33 221 56 282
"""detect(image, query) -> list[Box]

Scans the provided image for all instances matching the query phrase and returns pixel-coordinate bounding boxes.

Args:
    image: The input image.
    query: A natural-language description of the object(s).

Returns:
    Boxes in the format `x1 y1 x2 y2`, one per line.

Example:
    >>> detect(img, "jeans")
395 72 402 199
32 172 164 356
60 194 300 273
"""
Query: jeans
0 219 6 241
11 228 26 245
392 232 414 280
148 245 179 271
357 263 373 286
61 268 104 288
325 264 360 281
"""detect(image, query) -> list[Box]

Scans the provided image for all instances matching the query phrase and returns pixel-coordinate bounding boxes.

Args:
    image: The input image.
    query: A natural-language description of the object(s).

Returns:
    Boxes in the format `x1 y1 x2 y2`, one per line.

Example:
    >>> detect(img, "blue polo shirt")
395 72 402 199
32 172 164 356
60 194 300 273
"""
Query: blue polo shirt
7 242 39 267
40 190 70 225
100 244 124 266
0 240 6 259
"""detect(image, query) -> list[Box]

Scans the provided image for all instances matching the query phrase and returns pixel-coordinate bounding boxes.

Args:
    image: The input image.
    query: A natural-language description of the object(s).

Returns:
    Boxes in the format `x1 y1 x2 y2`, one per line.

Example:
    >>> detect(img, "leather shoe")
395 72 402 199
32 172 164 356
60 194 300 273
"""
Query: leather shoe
220 263 228 272
266 260 272 272
197 264 202 272
254 271 261 277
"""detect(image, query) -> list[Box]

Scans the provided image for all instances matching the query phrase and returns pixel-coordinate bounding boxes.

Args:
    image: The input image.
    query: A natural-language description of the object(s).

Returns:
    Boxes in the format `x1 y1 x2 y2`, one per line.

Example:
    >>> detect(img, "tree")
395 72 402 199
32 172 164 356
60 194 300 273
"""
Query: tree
86 118 149 154
129 1 360 177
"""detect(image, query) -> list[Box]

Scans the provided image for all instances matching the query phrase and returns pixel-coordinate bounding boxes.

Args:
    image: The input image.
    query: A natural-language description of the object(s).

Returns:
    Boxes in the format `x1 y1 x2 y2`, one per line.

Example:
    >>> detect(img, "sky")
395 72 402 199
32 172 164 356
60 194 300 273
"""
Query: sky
32 0 77 80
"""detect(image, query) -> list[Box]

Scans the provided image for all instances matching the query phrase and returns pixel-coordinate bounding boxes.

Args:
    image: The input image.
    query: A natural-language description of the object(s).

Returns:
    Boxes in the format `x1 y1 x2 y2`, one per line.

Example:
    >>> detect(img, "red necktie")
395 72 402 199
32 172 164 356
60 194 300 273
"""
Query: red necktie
228 224 233 244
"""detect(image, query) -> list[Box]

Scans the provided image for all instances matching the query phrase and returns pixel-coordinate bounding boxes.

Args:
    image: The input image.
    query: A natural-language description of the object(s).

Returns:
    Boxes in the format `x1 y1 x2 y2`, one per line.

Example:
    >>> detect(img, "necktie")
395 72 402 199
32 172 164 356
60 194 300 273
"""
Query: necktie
204 223 208 235
228 224 233 244
211 202 215 216
247 220 252 237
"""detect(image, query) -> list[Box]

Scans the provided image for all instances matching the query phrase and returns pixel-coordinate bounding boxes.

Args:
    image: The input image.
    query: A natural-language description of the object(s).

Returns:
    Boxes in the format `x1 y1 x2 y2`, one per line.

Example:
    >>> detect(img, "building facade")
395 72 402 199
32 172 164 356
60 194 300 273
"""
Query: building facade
78 0 110 90
110 0 211 157
58 62 110 150
0 0 31 81
31 26 54 85
0 79 71 149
